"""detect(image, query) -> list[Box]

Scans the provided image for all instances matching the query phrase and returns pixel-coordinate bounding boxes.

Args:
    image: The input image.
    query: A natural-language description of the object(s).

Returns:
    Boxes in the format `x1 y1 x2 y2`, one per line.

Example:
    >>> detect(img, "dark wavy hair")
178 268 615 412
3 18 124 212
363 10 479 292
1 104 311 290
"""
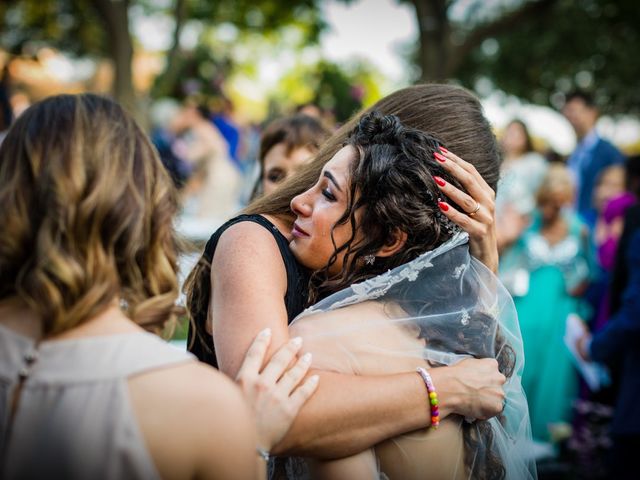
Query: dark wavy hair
307 111 463 302
392 244 516 480
309 111 514 480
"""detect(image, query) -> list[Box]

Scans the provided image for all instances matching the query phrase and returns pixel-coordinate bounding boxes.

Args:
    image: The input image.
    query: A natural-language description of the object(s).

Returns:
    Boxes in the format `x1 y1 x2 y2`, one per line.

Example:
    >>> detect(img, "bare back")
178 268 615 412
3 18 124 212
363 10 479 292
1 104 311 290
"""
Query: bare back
0 311 258 480
290 301 466 479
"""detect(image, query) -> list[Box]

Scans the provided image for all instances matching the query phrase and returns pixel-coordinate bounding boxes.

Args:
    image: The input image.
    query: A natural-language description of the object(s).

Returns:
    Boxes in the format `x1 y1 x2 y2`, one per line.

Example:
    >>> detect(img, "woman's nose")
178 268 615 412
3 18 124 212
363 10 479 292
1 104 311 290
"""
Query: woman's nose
291 191 312 217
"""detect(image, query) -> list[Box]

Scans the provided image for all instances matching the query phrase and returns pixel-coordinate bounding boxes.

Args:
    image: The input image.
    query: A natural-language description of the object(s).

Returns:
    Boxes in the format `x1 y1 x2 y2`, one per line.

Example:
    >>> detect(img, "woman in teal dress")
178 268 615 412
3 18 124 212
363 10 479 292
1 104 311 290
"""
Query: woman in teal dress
500 164 594 441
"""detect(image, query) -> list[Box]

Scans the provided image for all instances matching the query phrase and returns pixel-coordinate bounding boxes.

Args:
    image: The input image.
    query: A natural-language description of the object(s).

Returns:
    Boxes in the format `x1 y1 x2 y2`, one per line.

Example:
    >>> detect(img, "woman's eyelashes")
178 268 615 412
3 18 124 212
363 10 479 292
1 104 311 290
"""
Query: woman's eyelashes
322 187 337 202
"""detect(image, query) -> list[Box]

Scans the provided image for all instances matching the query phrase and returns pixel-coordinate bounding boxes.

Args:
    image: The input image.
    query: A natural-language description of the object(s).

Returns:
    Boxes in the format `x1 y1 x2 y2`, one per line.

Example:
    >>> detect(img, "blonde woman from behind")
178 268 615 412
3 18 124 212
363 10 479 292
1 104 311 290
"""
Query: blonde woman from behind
0 94 317 480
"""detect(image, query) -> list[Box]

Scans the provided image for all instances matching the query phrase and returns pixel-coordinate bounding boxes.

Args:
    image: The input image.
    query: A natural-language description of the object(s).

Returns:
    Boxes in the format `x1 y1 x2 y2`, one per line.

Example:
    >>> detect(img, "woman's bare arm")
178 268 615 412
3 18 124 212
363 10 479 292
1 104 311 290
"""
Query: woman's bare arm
210 221 292 376
275 366 505 459
131 363 260 480
211 224 505 459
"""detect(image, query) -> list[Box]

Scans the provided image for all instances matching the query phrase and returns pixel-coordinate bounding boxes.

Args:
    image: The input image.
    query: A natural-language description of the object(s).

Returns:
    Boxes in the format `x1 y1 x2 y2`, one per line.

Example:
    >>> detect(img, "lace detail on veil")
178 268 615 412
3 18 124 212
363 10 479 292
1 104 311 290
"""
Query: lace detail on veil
300 231 469 316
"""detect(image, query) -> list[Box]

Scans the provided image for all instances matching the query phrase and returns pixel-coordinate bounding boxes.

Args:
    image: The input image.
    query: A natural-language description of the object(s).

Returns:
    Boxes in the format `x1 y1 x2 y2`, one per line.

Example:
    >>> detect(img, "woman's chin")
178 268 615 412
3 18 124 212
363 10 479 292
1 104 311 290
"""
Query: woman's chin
289 241 327 271
289 240 306 263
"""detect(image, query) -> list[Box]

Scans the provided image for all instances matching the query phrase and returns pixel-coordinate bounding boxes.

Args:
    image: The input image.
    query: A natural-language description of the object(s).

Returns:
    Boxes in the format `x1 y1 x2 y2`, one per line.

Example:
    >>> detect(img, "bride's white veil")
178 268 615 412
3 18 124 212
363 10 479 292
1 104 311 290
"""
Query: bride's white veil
291 231 536 480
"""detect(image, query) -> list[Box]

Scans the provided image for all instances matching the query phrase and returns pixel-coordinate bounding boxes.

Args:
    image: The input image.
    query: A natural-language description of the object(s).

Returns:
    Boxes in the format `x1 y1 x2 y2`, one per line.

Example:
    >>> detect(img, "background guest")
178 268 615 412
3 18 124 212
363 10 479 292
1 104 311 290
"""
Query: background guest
561 91 625 229
251 114 330 199
506 164 593 441
496 119 548 296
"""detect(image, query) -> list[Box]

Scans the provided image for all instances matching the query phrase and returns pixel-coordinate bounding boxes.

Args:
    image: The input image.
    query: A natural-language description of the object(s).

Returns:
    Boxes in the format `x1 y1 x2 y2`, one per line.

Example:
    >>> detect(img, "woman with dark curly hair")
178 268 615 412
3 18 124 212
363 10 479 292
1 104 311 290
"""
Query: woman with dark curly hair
284 111 532 479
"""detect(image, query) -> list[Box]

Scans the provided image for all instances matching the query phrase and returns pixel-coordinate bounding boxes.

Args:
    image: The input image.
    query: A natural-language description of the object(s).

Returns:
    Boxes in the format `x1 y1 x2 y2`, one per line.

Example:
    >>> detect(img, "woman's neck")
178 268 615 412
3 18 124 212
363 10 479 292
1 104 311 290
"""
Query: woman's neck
52 304 142 341
540 215 568 245
0 298 141 342
262 213 295 239
503 150 526 164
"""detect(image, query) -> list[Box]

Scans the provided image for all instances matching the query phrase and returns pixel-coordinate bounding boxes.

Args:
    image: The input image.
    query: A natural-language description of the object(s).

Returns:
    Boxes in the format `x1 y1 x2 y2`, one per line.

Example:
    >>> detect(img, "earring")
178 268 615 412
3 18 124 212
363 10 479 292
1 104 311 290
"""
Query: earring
364 254 376 265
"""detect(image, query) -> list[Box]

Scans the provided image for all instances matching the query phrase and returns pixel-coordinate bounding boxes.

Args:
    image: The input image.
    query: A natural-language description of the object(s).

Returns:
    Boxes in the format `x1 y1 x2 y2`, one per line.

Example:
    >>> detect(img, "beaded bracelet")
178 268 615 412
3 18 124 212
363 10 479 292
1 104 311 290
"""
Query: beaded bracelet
416 367 440 430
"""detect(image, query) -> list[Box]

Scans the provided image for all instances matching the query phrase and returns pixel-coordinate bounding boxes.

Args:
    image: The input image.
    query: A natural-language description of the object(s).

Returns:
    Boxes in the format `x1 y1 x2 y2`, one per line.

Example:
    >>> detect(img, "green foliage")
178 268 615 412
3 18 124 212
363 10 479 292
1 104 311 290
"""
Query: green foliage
0 0 105 57
1 0 326 94
169 315 190 341
0 0 326 56
455 0 640 114
185 0 326 44
313 61 363 122
156 23 324 100
272 59 383 123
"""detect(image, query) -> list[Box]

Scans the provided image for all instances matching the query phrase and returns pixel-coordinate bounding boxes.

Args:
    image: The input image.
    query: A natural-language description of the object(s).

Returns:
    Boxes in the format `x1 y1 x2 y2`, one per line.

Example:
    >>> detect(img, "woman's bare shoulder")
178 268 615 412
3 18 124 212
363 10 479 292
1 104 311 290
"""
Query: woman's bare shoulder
213 218 288 283
130 361 246 417
129 361 248 429
292 301 389 336
128 362 256 479
291 301 422 375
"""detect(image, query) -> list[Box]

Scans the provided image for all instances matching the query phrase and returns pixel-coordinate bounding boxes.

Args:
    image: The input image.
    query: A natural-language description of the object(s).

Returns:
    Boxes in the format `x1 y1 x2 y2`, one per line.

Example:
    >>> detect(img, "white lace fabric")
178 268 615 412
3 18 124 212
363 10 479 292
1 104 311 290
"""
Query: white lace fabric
290 232 537 479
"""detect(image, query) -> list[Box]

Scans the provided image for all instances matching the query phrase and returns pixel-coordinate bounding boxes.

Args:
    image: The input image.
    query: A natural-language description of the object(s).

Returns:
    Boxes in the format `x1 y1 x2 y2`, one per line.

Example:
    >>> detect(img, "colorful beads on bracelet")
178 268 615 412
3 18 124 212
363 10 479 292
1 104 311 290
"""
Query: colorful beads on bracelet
416 367 440 430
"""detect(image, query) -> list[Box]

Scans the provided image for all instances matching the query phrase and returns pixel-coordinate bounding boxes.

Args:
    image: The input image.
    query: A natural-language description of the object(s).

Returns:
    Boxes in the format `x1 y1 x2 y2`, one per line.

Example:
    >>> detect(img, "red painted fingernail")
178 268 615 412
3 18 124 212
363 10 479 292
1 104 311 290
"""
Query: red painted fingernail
438 201 449 211
439 146 449 154
433 176 446 187
434 152 446 163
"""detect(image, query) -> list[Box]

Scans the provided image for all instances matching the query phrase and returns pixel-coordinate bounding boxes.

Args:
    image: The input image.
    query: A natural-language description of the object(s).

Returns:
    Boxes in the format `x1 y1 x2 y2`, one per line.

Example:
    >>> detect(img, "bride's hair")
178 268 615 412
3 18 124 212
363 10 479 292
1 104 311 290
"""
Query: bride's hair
311 111 515 480
308 111 462 302
395 264 516 480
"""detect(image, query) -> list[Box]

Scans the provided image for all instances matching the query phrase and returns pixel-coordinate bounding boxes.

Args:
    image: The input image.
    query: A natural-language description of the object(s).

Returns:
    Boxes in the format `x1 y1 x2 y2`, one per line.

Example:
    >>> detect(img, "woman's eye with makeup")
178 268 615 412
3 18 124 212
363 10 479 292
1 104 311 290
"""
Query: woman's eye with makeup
322 188 336 201
266 168 286 184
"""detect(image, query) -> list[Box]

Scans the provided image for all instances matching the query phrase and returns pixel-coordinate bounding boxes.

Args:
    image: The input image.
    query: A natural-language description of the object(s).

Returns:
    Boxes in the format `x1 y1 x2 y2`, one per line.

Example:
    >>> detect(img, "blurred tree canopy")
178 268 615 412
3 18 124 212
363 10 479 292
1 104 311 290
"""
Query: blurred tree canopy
150 0 326 98
3 0 638 118
402 0 640 114
1 0 136 114
272 59 384 123
455 0 640 114
399 0 557 82
0 0 326 119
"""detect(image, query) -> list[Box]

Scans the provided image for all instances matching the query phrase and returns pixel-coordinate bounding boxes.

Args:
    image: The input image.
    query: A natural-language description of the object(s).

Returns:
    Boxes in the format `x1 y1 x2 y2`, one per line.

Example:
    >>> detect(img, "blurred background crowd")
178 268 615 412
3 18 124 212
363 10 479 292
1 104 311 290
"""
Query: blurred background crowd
1 0 639 478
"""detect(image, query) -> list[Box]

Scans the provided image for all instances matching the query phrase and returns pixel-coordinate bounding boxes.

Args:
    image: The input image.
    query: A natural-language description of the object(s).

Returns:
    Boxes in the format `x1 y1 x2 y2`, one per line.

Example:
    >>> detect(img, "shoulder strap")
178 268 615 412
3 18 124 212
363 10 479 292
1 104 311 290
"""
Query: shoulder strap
203 214 288 263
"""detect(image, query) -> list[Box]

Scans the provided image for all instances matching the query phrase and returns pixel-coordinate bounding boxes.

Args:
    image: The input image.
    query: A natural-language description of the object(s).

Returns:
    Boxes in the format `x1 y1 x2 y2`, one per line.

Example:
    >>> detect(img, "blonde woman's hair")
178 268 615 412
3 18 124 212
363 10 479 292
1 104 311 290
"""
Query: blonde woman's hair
0 94 180 335
536 163 575 205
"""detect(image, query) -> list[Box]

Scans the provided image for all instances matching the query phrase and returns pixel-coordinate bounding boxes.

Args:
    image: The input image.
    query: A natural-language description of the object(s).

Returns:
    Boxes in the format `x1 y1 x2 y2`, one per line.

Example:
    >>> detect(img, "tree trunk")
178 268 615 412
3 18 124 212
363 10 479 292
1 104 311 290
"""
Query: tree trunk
410 0 450 82
90 0 142 124
152 0 188 98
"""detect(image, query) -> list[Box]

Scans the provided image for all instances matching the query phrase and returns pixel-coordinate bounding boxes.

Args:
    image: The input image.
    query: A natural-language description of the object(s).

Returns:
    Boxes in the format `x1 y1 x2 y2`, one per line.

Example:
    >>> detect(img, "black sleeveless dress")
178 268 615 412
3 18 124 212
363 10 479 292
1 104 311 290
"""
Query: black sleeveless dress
187 214 310 368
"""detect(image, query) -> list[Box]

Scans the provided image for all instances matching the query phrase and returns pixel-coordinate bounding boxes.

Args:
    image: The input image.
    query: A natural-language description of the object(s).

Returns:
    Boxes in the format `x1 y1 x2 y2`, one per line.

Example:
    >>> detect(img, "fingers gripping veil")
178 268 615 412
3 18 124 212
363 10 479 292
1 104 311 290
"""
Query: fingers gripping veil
291 232 536 480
